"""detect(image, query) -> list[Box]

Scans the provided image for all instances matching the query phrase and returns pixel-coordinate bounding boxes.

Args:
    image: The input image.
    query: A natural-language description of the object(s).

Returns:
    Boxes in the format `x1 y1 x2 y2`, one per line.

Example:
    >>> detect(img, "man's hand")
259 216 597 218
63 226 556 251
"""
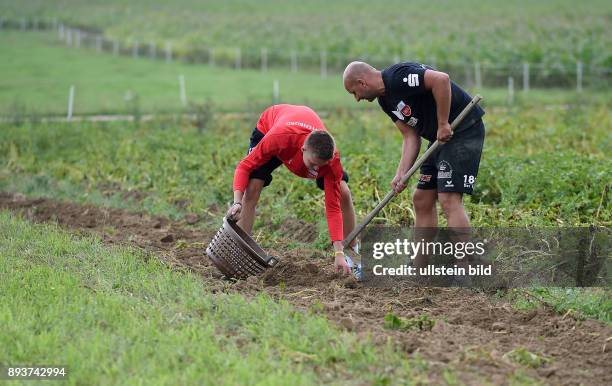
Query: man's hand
437 121 453 143
334 253 351 275
391 173 407 193
226 202 242 221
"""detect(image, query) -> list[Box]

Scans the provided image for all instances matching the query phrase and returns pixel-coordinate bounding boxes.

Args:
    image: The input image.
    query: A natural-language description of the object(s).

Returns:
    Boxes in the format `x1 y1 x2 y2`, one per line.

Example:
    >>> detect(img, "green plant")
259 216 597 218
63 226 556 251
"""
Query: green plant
383 313 435 331
188 99 215 133
504 348 550 369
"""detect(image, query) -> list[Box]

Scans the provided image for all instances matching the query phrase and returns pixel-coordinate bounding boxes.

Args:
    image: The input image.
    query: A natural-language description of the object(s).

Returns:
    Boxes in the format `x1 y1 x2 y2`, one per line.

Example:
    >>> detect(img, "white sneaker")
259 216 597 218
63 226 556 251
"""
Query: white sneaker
344 242 362 280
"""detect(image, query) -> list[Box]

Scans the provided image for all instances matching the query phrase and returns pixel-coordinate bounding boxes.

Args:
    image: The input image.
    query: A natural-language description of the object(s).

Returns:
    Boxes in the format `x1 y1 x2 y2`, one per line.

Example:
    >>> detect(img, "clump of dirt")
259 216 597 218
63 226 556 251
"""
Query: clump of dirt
1 191 610 386
261 260 329 286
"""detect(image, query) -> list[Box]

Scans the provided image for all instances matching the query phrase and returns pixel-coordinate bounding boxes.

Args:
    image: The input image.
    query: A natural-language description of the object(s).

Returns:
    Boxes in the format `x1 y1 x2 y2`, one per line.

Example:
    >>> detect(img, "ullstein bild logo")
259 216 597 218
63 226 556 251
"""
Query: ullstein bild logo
371 264 492 277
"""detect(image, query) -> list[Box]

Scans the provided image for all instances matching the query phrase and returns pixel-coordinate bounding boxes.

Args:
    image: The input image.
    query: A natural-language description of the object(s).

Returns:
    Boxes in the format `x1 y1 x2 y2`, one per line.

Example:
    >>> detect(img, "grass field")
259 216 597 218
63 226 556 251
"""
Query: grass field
1 2 611 384
1 31 610 116
0 31 354 115
2 211 461 385
1 101 610 383
1 96 610 324
1 0 610 71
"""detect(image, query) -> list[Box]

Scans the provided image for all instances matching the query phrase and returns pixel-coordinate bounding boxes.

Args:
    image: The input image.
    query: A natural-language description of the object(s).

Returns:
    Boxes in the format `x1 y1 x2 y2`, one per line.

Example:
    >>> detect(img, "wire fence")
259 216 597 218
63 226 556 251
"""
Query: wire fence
2 17 611 95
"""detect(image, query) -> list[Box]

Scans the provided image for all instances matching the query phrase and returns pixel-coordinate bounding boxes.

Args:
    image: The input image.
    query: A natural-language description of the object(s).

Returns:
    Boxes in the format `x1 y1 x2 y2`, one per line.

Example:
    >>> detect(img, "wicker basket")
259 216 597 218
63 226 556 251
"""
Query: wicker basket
206 217 279 279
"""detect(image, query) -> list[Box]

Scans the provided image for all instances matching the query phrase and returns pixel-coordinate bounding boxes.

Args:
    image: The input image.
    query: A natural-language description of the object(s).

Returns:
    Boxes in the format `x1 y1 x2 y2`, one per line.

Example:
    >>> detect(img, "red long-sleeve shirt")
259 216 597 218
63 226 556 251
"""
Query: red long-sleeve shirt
233 104 344 242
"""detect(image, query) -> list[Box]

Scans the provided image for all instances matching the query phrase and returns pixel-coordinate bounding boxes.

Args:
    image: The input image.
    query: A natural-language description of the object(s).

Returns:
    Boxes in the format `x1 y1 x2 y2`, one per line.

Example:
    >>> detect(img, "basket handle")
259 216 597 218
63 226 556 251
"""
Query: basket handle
225 217 279 267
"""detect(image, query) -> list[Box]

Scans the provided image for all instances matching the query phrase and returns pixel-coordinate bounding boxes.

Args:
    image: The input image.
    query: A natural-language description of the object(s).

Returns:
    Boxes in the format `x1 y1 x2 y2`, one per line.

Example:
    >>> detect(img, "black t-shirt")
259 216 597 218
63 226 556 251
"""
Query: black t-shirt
377 62 485 142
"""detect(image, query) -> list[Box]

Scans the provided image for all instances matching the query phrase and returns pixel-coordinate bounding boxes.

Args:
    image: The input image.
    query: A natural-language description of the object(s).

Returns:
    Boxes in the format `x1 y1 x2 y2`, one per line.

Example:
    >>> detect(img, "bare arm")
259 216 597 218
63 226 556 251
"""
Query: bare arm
227 136 276 220
392 120 421 192
423 69 453 142
233 190 243 204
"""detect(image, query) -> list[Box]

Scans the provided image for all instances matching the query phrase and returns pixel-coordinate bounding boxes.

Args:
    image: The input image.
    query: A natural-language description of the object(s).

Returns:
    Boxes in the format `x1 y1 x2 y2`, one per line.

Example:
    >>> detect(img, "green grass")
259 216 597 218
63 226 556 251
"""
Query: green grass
504 348 550 369
1 0 610 71
383 313 435 332
0 31 359 115
1 210 456 385
1 31 610 116
502 288 612 323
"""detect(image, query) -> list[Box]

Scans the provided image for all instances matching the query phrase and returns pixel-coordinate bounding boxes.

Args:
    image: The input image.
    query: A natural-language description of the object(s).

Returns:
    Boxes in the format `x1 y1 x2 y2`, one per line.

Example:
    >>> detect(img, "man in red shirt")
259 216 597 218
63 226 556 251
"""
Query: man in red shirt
227 104 359 275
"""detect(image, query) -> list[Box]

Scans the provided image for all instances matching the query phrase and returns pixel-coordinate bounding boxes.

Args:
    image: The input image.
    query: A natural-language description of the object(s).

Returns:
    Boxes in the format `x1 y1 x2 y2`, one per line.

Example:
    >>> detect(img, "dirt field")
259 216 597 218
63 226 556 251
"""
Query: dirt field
2 191 610 385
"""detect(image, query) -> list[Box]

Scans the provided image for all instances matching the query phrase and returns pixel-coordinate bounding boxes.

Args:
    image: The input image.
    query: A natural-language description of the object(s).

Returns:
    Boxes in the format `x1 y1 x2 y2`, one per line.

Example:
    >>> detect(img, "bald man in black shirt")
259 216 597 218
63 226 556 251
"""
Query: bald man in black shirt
343 61 485 230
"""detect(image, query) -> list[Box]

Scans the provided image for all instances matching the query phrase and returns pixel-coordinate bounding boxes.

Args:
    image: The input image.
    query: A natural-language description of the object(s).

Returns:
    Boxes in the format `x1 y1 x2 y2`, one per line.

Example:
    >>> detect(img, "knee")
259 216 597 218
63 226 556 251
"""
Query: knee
437 193 462 213
412 190 436 212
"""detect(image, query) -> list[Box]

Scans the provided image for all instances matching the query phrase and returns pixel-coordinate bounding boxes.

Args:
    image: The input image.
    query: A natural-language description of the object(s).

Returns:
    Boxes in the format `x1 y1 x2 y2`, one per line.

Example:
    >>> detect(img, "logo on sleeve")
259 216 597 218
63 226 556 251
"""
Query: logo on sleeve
392 101 407 121
402 73 419 87
395 101 410 118
401 104 411 117
393 101 418 126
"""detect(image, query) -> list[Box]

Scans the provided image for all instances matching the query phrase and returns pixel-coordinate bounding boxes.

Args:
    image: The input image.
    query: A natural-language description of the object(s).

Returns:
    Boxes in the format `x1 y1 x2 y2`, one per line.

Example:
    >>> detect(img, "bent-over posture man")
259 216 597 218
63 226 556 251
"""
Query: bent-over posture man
342 61 485 230
227 104 359 275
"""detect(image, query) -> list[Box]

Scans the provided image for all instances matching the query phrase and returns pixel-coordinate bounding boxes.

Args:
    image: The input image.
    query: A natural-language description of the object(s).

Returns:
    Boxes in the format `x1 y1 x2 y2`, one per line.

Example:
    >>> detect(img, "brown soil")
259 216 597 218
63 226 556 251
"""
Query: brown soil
2 191 610 386
279 217 319 243
98 182 151 202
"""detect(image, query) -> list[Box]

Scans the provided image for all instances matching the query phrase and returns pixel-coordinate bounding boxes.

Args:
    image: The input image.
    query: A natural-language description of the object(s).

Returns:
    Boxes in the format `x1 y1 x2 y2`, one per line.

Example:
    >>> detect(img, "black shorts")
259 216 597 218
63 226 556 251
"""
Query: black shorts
247 128 349 190
417 119 485 194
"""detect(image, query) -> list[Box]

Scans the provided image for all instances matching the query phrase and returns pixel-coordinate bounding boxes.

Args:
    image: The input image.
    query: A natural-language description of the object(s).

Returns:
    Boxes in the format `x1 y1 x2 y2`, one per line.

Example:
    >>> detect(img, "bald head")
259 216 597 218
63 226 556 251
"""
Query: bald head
342 61 383 102
343 61 377 86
